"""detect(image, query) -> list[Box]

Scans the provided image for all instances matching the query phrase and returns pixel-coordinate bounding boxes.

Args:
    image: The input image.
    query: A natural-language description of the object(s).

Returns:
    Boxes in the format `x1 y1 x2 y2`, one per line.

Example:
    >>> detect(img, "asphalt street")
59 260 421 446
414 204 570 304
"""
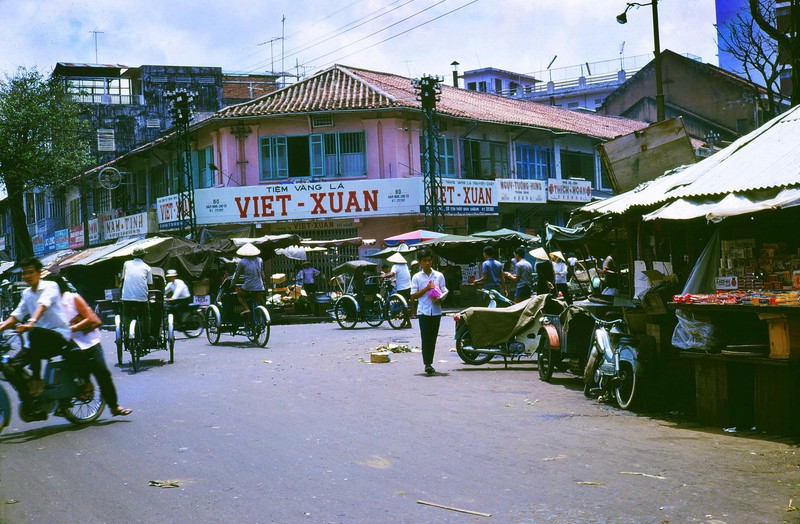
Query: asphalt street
1 319 800 524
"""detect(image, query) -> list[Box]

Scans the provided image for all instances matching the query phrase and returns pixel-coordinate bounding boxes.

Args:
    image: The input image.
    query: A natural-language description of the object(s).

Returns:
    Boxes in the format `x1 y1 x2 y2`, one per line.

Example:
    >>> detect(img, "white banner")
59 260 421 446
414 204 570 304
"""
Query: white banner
156 194 192 229
88 218 100 245
547 179 593 202
194 178 423 225
496 178 547 204
424 178 497 215
103 212 149 240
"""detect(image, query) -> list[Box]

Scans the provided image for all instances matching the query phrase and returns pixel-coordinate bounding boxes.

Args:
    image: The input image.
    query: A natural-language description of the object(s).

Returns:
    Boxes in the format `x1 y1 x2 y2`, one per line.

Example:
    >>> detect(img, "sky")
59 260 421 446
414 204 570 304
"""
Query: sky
0 0 722 83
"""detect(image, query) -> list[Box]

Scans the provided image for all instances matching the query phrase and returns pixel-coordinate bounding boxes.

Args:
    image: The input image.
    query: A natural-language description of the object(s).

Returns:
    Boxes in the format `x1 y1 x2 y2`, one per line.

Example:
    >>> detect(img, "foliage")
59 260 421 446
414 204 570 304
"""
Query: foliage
0 67 92 258
749 0 800 107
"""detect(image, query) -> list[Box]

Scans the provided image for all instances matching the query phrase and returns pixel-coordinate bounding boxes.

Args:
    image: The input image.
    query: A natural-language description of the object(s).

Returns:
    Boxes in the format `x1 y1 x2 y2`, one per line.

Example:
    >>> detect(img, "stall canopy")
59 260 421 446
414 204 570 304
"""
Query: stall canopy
573 104 800 223
371 242 416 259
472 228 541 249
383 229 447 247
49 237 142 272
415 234 489 264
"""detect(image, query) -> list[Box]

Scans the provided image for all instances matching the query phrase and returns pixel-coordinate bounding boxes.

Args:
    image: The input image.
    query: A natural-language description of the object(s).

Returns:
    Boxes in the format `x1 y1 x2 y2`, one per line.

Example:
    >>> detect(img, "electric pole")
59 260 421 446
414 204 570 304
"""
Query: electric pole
413 75 445 232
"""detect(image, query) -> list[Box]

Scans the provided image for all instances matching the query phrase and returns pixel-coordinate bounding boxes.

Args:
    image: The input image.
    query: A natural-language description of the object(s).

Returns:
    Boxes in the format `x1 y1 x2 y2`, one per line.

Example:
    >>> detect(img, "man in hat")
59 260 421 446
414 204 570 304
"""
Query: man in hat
503 247 534 303
295 260 321 295
232 243 265 315
0 279 13 318
382 252 412 326
530 247 555 296
121 247 153 344
164 269 191 315
550 251 572 304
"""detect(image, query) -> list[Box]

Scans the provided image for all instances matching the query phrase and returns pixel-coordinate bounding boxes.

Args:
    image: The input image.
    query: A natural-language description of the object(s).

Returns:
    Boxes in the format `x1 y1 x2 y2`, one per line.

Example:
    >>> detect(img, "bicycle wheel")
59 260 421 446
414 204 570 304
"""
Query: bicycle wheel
364 297 385 327
114 315 123 365
181 310 204 338
253 306 271 347
205 306 221 345
63 375 105 424
334 296 358 329
129 319 142 373
386 294 410 329
167 313 175 364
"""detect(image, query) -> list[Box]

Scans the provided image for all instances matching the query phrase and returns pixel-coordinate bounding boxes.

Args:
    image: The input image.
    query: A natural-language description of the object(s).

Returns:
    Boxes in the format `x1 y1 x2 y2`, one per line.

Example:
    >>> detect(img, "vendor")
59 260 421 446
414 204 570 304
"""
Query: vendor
295 261 321 294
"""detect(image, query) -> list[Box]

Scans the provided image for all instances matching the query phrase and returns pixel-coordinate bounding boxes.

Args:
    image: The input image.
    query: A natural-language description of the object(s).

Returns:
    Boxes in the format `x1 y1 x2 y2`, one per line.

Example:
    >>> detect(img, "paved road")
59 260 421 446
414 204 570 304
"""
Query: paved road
1 319 800 523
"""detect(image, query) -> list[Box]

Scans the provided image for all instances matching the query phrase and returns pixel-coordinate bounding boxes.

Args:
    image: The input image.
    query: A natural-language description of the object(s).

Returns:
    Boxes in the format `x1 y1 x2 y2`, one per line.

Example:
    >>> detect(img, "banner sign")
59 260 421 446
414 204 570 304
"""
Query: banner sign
547 179 593 202
157 193 192 229
43 234 56 254
88 218 100 245
103 212 149 240
496 178 547 204
69 226 85 249
55 229 70 250
32 235 44 256
194 178 423 225
271 219 356 233
420 179 497 215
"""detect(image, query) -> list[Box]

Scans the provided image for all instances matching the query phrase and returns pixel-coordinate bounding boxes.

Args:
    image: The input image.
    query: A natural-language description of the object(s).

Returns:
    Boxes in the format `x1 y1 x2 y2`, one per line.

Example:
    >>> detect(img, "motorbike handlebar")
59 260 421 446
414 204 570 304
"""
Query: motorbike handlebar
588 312 625 329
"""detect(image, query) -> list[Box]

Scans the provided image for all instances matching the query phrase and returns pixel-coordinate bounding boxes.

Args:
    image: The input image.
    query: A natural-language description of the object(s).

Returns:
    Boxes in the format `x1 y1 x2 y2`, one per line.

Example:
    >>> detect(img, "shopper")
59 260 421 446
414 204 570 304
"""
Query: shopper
530 247 555 296
503 246 534 302
550 251 572 304
410 249 448 376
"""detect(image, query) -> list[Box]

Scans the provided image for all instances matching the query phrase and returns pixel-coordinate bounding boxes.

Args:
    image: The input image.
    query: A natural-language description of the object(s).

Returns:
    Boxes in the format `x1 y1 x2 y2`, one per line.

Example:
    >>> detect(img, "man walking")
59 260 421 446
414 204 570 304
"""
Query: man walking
410 249 448 376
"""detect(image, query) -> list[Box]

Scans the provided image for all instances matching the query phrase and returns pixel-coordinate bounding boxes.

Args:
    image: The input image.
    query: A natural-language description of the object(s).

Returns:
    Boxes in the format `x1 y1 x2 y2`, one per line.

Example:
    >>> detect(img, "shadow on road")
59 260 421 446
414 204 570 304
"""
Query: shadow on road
0 418 127 444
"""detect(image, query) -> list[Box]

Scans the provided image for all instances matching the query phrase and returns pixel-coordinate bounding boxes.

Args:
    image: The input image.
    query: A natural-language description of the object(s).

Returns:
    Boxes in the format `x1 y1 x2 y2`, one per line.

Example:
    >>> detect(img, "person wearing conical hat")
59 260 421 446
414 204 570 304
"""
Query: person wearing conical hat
530 247 555 296
233 243 265 315
550 251 571 304
382 252 412 327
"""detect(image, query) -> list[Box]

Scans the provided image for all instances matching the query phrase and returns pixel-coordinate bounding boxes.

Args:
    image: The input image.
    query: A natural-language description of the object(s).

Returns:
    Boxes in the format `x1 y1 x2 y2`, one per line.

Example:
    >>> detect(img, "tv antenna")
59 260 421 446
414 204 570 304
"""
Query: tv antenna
89 29 104 63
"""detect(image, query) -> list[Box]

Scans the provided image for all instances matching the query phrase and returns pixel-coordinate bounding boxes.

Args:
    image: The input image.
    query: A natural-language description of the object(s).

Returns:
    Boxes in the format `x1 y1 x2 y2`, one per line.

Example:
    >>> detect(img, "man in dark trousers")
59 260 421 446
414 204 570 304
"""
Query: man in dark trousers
410 249 448 376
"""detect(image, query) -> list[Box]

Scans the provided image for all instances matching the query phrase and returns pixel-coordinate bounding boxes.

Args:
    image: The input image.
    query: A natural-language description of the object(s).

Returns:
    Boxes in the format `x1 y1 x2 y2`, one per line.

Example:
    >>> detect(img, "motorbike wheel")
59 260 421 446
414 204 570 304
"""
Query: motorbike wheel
537 335 555 382
63 377 106 424
615 361 639 410
205 307 221 345
386 295 409 329
364 298 385 327
583 350 600 398
334 297 358 329
181 310 205 338
455 330 494 365
253 307 271 347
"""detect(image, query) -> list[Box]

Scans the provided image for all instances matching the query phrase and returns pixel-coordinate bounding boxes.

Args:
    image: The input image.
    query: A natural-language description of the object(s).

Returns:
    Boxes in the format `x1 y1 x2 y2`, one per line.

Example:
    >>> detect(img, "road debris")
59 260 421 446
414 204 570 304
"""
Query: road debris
786 498 799 512
148 480 180 488
621 471 667 480
371 343 411 353
4 499 19 504
417 500 491 517
576 481 603 486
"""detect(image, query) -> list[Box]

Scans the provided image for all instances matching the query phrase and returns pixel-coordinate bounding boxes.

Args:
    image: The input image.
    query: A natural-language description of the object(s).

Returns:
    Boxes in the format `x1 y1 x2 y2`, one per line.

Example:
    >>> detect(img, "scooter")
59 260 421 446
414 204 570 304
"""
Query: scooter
478 287 514 308
453 294 566 368
582 314 644 410
0 332 105 433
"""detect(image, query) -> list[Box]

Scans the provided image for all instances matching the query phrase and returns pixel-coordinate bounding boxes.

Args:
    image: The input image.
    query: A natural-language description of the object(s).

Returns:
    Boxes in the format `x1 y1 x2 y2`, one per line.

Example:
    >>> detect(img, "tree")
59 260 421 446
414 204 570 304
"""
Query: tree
718 1 789 118
749 0 800 107
0 67 92 260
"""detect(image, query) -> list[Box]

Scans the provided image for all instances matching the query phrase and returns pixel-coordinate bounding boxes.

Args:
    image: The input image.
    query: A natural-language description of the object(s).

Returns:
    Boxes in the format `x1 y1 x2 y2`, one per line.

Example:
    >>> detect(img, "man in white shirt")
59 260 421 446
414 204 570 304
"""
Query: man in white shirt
0 257 72 396
121 247 153 343
164 269 191 314
382 252 413 328
410 249 448 375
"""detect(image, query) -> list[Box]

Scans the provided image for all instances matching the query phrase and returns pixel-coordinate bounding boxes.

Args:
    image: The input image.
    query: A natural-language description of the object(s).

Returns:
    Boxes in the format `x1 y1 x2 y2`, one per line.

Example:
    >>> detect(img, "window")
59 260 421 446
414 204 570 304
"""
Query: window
477 81 487 92
311 115 334 128
150 164 168 200
736 119 749 134
467 82 477 91
94 188 111 213
25 193 35 224
197 146 214 188
419 136 456 177
69 198 82 227
66 76 132 104
567 101 580 108
560 150 596 188
599 160 612 191
35 193 45 222
509 82 519 95
48 190 66 219
460 139 509 180
494 79 503 93
515 144 552 180
260 131 366 180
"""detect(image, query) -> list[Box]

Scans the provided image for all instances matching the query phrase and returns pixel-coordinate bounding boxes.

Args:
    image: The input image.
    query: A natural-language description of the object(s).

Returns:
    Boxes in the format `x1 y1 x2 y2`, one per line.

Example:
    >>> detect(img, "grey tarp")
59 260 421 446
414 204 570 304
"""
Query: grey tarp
461 294 550 347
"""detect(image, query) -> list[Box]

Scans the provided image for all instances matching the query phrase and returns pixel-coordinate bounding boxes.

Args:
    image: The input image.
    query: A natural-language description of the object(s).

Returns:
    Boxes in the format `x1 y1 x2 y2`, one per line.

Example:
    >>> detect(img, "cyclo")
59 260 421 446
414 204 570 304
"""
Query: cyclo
114 267 175 372
204 275 271 347
330 260 385 329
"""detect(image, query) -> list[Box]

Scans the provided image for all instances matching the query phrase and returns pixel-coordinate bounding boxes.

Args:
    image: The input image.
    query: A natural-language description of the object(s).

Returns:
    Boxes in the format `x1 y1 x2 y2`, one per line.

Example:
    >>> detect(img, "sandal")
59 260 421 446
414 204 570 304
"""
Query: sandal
111 406 133 416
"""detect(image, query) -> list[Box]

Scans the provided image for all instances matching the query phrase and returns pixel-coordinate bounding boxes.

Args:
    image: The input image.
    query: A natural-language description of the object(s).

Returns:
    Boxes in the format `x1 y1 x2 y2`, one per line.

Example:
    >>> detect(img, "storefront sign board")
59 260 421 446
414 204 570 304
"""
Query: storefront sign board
157 194 192 230
496 178 547 204
103 212 149 240
69 226 84 249
88 218 100 245
547 179 593 202
421 178 497 215
55 229 70 250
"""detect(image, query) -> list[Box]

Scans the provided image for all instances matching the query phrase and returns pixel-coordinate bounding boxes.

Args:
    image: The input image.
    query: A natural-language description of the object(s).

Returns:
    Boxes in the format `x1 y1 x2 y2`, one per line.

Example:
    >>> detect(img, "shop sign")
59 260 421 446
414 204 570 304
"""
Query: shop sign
88 218 100 245
156 193 192 230
55 229 70 250
43 233 56 254
496 178 547 204
421 179 497 215
69 226 84 249
32 235 44 256
715 276 738 290
271 219 356 233
194 295 211 306
103 212 148 240
547 179 593 202
194 179 422 225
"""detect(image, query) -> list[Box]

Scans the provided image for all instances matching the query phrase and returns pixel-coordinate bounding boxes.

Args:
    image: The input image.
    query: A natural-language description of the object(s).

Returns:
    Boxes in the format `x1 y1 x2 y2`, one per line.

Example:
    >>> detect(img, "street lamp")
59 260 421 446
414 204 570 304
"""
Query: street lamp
617 1 665 122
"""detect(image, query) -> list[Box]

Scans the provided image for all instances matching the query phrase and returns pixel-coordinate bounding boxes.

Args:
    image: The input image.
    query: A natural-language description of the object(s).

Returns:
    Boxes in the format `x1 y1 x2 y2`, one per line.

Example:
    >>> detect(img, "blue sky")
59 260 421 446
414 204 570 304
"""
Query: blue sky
0 0 721 81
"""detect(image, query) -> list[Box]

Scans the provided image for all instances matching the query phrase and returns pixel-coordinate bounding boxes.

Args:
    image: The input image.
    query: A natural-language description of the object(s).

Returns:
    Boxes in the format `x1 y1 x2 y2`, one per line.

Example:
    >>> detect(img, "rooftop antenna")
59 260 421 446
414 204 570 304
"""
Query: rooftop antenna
585 62 591 76
89 29 104 63
281 14 286 88
619 41 626 70
546 55 557 82
402 60 413 76
257 36 283 75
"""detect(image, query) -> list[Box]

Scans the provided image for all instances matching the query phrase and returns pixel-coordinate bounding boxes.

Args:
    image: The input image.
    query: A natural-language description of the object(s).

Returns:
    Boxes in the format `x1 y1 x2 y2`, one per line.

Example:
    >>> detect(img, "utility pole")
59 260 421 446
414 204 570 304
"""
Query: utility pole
281 15 286 88
413 75 445 232
165 90 197 240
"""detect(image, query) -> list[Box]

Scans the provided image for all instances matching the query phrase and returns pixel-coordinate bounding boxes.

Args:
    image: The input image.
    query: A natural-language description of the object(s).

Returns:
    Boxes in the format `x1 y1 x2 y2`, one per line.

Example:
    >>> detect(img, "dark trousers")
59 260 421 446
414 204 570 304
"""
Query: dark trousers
67 343 119 409
418 314 442 367
23 327 72 381
555 283 572 304
122 300 151 340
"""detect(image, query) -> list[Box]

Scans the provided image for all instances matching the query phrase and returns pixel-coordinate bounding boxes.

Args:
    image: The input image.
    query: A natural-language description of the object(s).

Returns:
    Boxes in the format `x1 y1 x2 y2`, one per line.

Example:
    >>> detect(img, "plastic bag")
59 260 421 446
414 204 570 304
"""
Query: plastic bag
428 285 443 299
671 309 721 352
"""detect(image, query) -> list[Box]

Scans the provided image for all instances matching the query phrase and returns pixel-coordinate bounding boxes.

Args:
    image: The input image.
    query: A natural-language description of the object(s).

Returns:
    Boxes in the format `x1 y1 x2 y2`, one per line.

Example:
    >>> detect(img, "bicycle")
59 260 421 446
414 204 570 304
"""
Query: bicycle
167 301 205 338
379 278 411 329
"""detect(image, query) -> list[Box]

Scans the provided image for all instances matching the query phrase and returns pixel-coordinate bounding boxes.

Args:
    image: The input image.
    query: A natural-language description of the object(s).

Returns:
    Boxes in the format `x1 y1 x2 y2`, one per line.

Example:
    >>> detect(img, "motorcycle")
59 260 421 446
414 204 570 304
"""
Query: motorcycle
453 294 566 368
478 287 514 308
582 313 644 410
0 332 105 433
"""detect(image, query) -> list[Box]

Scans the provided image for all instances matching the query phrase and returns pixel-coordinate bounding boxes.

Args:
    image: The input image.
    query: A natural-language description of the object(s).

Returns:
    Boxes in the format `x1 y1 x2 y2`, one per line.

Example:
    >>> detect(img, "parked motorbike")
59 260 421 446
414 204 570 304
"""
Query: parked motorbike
0 332 105 432
478 287 514 308
453 294 566 368
583 313 644 410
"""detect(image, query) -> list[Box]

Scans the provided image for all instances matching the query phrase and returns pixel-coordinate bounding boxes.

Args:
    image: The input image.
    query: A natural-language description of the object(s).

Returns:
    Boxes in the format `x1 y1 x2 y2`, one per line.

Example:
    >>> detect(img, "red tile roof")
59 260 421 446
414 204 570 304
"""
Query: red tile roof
218 65 648 140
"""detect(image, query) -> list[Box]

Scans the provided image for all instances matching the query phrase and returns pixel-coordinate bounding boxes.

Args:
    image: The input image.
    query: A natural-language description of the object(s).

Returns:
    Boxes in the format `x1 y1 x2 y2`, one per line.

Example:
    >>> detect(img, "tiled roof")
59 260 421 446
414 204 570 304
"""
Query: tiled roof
217 65 647 140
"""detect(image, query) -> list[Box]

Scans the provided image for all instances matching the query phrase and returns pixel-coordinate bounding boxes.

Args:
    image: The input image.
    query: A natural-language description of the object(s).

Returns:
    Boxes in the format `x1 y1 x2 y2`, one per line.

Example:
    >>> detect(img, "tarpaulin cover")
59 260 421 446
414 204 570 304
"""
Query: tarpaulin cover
472 228 541 249
461 294 550 347
414 234 489 264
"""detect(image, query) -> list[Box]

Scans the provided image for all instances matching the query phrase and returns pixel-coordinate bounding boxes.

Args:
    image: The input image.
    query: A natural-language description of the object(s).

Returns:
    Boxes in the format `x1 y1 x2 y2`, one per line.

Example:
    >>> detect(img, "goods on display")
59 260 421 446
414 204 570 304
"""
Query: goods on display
673 290 800 306
719 238 800 291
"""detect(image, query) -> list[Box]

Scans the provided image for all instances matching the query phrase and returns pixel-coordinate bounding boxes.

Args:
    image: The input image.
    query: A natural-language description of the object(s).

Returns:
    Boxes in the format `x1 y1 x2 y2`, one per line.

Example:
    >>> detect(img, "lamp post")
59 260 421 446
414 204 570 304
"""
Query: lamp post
704 130 720 155
617 1 665 122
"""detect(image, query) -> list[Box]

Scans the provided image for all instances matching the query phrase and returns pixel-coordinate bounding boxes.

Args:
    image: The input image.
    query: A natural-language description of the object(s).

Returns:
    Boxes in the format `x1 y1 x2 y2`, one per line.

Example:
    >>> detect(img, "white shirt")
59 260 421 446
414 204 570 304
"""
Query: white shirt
165 278 191 300
553 261 568 284
411 269 448 316
392 263 412 291
11 280 70 340
122 258 153 301
60 291 101 350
